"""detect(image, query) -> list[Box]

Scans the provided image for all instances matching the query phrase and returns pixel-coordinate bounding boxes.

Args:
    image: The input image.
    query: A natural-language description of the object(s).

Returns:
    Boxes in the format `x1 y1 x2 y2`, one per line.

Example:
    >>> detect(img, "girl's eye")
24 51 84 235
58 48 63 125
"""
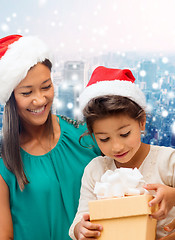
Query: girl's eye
99 137 110 142
42 84 52 90
21 91 32 96
120 131 130 137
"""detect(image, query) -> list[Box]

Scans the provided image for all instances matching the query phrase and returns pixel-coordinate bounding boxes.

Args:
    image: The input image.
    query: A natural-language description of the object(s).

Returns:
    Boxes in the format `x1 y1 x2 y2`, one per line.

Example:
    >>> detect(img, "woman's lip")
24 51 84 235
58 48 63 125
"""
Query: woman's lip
27 105 47 115
114 151 128 158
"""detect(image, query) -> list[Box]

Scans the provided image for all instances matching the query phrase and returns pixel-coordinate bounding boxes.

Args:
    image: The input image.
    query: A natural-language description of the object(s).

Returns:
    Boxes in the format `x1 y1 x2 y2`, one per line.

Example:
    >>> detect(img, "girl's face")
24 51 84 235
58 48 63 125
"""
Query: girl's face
14 62 54 127
93 114 146 167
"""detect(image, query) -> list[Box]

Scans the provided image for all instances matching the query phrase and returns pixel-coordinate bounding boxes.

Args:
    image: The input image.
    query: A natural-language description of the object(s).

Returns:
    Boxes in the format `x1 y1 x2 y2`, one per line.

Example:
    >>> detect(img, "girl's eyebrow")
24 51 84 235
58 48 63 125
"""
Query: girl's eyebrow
118 124 130 130
18 78 51 89
95 124 130 134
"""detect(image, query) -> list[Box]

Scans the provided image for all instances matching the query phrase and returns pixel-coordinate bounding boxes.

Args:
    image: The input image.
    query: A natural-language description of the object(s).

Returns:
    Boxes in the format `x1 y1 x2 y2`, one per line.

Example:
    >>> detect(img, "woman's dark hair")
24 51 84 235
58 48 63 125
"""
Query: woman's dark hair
1 59 52 191
81 95 146 141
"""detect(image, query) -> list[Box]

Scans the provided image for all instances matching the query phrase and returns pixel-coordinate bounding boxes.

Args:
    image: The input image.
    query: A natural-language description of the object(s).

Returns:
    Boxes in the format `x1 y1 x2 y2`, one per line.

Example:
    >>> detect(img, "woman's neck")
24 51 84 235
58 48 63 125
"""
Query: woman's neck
21 123 48 140
19 115 61 155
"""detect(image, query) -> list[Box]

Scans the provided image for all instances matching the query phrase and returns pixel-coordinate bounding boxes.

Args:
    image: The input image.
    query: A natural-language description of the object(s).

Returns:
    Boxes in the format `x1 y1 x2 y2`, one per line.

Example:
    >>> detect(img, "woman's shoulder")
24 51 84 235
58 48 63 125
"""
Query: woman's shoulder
0 157 6 171
56 114 92 141
58 115 85 127
0 157 15 187
57 115 86 133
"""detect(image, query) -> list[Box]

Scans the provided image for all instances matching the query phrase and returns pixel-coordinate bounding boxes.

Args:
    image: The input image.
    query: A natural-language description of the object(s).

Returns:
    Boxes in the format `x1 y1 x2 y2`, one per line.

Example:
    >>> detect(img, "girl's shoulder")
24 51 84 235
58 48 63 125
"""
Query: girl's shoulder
84 155 115 176
146 145 175 169
148 145 175 186
150 145 175 156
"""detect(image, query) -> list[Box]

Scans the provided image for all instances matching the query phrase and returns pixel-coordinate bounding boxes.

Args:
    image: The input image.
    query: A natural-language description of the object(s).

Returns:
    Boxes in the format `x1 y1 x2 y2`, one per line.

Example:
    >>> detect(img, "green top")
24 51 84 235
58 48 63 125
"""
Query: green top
0 115 101 240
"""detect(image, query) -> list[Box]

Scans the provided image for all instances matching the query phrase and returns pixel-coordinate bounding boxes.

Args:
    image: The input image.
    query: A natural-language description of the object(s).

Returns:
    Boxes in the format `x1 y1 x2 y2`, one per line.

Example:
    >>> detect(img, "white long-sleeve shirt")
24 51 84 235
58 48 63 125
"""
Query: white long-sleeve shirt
69 145 175 239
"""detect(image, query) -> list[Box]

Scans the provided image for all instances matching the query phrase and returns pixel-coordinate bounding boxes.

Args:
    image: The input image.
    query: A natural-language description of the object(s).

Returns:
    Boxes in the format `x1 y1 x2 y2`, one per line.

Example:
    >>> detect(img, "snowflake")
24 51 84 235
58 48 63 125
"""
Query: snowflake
139 70 146 77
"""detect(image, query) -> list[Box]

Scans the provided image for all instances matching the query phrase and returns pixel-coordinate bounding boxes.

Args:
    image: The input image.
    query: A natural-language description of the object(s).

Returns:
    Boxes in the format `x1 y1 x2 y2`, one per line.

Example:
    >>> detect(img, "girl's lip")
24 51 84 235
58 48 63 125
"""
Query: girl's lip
114 151 128 158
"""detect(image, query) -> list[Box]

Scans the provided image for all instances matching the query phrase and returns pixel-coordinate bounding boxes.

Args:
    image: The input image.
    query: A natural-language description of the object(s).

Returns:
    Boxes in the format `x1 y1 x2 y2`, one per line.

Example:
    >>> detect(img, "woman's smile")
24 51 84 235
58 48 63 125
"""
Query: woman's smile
27 105 46 115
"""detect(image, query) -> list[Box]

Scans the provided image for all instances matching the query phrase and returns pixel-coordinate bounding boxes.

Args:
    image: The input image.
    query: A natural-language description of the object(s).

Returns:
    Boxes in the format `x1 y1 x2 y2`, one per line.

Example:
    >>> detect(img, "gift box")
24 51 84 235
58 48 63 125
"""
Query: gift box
89 194 157 240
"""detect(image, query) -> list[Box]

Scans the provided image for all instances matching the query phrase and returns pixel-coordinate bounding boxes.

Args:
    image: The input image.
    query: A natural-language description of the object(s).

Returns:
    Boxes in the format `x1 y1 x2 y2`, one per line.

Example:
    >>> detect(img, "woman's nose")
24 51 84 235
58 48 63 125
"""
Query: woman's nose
32 92 46 105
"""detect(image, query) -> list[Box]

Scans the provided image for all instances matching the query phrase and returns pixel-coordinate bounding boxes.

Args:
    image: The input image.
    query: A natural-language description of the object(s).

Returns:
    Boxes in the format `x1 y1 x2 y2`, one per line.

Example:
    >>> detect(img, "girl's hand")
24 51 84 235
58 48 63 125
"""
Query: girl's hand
75 213 103 239
158 218 175 240
144 184 175 220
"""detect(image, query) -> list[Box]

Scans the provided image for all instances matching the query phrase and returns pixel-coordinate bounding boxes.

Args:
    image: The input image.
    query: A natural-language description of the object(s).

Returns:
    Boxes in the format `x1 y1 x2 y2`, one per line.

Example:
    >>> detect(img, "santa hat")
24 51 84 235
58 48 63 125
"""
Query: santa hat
0 34 51 104
79 66 146 110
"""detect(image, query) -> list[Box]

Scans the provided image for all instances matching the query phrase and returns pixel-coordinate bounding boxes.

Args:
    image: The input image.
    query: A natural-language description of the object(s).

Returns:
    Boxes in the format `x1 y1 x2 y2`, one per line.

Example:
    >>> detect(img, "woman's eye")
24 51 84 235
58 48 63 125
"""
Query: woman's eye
121 131 130 137
21 91 32 96
42 84 51 90
99 137 109 142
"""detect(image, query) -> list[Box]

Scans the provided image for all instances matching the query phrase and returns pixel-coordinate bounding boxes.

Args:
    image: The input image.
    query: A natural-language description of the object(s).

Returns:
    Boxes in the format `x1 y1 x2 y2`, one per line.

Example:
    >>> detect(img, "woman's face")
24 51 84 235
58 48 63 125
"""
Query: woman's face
14 62 54 127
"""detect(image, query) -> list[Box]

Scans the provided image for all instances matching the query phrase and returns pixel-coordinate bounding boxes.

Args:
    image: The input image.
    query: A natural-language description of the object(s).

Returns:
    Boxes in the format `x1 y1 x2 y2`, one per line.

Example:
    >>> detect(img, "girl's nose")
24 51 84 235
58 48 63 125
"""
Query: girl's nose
112 140 124 153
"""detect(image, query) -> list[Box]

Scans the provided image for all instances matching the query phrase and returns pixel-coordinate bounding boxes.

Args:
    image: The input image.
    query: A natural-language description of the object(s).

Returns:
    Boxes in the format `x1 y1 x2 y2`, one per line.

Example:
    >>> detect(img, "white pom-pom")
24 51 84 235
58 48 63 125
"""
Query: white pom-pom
94 182 110 199
94 168 147 199
101 170 113 182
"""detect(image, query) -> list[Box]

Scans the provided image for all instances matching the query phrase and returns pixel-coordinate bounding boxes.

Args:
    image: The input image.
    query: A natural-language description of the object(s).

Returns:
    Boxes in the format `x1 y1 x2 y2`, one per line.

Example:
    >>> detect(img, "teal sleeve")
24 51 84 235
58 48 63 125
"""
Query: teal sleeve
0 157 16 188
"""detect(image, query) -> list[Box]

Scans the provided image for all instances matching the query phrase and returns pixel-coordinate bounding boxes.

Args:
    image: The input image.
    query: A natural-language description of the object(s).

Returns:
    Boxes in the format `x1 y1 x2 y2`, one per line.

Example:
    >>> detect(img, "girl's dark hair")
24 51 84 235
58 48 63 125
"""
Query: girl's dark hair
81 95 146 140
1 59 52 191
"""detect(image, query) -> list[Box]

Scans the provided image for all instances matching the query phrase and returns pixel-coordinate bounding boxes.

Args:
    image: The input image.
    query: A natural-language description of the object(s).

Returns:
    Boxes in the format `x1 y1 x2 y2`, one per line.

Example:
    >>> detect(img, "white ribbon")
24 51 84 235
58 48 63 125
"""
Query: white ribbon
94 168 148 199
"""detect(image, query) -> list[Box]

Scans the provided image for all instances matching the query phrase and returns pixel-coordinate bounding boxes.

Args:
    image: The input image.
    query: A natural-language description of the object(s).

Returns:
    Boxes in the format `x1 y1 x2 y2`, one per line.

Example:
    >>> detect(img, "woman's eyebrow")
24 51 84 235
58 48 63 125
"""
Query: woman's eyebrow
18 78 51 89
42 78 51 84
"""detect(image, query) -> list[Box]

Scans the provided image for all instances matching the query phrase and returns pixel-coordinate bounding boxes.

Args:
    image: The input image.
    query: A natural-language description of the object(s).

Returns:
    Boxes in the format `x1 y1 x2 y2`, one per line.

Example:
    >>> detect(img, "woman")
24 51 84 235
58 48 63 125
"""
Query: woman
0 35 101 240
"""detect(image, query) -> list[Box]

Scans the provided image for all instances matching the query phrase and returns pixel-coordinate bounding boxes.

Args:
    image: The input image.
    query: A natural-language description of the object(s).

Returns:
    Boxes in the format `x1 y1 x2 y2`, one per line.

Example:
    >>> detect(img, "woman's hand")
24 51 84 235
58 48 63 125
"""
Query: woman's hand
158 219 175 240
144 184 175 220
74 213 103 239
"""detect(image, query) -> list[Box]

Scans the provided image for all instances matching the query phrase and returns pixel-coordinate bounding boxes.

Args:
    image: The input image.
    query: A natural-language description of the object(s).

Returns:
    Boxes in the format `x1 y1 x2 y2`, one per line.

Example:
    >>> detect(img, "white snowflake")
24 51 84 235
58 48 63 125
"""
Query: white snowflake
162 110 168 118
152 82 159 89
67 102 73 109
1 23 9 32
139 70 146 77
162 57 169 64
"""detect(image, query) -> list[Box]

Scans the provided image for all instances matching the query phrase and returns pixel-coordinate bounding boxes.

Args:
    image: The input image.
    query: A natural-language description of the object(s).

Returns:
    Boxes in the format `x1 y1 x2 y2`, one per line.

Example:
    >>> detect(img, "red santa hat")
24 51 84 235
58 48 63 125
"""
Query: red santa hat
0 34 51 104
79 66 146 110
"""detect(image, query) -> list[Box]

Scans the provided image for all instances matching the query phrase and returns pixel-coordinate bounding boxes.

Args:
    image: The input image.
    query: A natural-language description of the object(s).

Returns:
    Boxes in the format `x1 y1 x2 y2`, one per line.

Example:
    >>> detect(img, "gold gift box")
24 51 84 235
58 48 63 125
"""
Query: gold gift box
89 195 157 240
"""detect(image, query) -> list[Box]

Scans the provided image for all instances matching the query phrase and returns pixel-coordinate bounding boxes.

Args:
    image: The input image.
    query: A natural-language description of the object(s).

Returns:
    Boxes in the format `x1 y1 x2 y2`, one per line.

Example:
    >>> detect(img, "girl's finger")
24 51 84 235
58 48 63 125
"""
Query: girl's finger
164 218 175 232
144 184 159 190
148 194 162 207
158 232 175 240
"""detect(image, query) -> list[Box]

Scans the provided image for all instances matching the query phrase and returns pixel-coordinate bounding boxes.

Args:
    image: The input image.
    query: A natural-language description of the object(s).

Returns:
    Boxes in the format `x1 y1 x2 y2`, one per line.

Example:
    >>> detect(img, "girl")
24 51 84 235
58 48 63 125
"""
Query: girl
69 66 175 240
0 35 101 240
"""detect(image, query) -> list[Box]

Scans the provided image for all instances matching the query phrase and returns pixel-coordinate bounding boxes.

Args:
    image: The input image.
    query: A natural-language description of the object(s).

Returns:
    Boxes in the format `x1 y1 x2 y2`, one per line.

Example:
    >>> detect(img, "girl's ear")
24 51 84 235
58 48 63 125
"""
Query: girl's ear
140 114 146 131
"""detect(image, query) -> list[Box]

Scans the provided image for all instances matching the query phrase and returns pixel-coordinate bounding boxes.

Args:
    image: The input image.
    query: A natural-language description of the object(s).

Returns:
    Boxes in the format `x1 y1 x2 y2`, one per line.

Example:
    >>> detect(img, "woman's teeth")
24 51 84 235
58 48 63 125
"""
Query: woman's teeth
29 106 45 113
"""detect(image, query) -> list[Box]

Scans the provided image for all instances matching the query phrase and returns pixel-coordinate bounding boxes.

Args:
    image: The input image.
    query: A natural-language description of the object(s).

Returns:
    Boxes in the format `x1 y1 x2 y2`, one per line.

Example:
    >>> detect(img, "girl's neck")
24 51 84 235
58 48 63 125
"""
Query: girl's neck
115 143 150 169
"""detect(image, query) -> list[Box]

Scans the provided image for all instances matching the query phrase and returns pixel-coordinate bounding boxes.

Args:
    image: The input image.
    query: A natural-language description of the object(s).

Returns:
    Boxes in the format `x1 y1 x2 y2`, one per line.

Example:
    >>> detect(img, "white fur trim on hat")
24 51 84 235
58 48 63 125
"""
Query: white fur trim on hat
0 36 52 104
79 80 146 110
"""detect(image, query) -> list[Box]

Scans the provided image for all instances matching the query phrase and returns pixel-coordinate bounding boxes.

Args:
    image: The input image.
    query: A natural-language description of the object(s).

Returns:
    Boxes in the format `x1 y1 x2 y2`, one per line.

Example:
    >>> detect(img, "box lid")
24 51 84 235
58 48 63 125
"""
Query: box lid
89 195 156 220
